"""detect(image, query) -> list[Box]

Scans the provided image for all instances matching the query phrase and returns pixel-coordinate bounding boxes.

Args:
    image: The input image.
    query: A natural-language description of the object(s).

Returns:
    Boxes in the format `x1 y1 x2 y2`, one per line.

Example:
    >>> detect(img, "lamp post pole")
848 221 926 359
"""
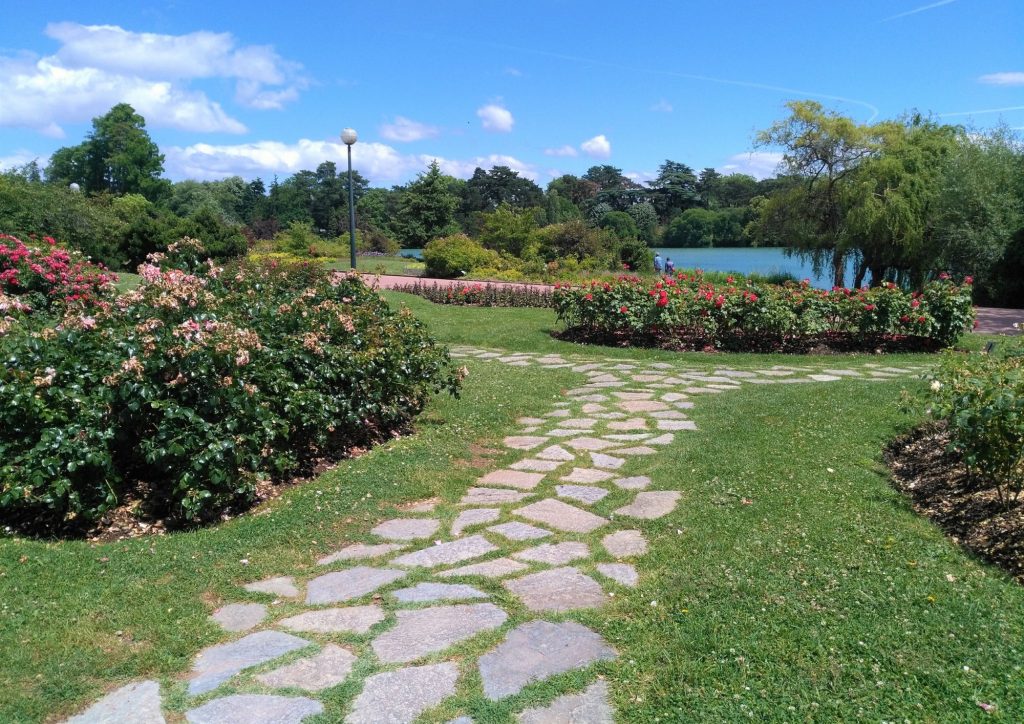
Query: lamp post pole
341 128 358 270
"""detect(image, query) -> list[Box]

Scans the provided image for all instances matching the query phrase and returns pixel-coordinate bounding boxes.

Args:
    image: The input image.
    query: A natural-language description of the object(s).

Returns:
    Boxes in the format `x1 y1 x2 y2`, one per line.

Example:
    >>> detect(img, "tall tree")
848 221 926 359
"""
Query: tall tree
648 160 700 223
395 161 460 247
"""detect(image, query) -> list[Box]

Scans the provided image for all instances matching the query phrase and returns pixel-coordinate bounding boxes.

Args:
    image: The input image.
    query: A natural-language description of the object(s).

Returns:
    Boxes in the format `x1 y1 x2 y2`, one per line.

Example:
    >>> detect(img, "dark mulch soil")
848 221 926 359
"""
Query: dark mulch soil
886 422 1024 583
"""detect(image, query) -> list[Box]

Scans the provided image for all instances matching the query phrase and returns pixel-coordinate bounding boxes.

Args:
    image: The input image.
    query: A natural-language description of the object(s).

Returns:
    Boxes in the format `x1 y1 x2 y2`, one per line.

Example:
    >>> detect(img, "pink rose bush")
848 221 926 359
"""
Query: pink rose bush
1 237 460 531
553 271 975 352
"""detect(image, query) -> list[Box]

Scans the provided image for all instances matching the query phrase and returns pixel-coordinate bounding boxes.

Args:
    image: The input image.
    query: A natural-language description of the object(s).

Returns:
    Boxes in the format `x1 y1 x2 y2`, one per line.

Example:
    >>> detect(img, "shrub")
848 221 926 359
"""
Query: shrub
616 237 654 273
390 280 553 308
926 333 1024 505
598 211 639 241
0 237 460 531
553 272 975 352
422 233 499 278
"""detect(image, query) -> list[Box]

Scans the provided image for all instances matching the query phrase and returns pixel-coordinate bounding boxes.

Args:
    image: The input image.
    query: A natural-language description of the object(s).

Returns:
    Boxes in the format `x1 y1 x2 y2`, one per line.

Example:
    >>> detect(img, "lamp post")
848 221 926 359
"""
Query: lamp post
341 127 358 270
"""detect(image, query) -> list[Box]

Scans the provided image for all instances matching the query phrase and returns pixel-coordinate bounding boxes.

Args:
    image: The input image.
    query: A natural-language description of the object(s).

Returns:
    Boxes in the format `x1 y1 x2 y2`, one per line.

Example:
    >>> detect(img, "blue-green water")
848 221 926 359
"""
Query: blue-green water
399 247 849 289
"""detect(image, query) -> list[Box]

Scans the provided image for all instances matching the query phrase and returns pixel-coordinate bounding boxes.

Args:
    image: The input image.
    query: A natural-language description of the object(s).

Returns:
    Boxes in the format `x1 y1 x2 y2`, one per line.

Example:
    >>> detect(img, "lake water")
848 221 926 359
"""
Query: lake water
400 246 848 289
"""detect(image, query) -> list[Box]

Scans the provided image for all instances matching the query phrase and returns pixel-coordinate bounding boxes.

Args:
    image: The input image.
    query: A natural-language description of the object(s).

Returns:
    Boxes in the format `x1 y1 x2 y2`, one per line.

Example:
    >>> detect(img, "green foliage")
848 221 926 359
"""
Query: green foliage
389 280 554 308
554 274 974 352
616 236 654 273
598 210 638 241
664 208 716 247
530 220 617 263
0 239 460 529
926 334 1024 504
393 161 461 247
477 203 538 256
626 201 658 243
422 233 500 278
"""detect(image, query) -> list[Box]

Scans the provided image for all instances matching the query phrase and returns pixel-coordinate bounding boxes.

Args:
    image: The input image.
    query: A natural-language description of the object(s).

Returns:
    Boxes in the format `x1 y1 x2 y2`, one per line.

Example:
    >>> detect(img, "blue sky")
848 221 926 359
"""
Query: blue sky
1 0 1022 188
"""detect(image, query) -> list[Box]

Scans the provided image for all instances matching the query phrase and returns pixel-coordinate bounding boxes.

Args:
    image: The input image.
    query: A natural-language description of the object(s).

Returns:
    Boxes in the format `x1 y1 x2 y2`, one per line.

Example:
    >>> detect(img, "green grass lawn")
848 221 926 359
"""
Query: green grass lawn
2 290 1022 721
328 255 425 276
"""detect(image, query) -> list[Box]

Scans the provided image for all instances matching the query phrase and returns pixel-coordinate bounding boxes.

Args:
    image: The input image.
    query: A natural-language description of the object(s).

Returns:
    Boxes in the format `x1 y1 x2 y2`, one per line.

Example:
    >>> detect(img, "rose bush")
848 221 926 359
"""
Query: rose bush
1 236 460 530
553 272 975 352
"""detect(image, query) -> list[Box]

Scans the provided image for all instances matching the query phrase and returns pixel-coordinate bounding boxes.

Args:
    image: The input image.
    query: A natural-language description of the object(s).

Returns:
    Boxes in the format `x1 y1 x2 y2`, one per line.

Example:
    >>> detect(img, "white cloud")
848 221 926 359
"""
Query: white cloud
650 99 673 113
0 150 40 171
379 116 441 142
882 0 957 22
544 145 578 157
580 134 612 159
624 171 657 185
477 103 514 132
717 151 783 179
979 72 1024 86
164 138 537 184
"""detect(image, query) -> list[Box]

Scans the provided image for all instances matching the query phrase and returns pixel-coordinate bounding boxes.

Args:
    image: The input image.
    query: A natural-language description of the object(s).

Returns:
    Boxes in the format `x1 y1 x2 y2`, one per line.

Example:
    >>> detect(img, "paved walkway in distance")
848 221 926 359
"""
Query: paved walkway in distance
371 274 1021 335
65 350 926 723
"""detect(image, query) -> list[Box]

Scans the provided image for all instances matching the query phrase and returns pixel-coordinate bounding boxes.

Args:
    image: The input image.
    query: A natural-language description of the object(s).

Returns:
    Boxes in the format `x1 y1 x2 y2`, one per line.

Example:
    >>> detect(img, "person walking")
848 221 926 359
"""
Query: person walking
665 257 675 274
653 253 664 274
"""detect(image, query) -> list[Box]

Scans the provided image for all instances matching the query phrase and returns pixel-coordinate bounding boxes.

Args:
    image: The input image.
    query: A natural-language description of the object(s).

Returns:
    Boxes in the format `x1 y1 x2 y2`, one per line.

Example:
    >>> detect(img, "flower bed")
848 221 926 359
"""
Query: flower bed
553 272 975 352
0 236 460 531
390 280 554 308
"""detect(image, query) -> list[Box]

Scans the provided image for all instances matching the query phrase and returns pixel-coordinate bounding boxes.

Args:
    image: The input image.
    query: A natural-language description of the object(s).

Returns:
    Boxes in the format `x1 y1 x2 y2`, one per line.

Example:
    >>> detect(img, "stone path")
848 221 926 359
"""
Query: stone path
65 347 923 723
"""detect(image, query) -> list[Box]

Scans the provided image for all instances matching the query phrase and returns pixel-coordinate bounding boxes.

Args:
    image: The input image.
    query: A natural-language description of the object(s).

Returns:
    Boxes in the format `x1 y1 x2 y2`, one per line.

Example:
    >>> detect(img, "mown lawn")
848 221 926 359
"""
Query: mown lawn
1 290 1021 721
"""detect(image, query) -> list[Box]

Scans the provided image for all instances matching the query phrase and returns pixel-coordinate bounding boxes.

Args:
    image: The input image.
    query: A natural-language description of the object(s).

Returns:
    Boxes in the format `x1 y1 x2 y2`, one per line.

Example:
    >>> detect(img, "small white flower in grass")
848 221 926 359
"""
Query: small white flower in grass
239 559 249 565
931 380 942 391
650 600 658 607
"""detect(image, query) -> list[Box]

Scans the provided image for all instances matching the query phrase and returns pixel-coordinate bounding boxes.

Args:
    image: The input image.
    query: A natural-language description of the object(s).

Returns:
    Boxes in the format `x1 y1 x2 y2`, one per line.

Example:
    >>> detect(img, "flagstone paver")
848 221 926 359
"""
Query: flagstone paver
345 663 459 724
515 499 609 533
451 508 501 535
657 419 697 431
615 491 681 519
487 521 553 541
243 576 300 599
477 469 546 490
392 582 488 603
517 681 614 723
537 445 575 461
306 567 407 604
618 399 669 412
371 603 508 663
509 458 562 472
66 680 165 724
391 535 498 568
318 543 406 565
371 518 440 540
565 436 617 451
278 606 385 634
255 644 357 691
612 445 658 456
459 487 532 505
438 557 529 578
596 563 639 587
513 542 591 565
560 467 614 484
188 631 311 695
555 484 609 505
186 695 322 723
478 621 616 700
602 530 648 557
589 452 625 469
504 436 548 450
210 603 267 632
504 567 607 612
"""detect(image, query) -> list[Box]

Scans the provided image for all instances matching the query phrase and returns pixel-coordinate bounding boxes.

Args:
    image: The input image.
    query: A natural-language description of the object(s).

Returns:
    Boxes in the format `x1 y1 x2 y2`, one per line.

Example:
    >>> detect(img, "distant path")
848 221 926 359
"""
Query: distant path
369 273 1022 335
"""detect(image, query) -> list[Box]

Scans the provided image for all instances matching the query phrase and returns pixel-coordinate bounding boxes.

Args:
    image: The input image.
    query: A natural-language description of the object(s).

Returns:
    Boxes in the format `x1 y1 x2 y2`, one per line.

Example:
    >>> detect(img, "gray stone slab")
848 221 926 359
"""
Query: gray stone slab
650 409 687 419
437 557 529 579
647 433 675 446
487 521 552 541
560 417 598 429
371 603 508 663
591 411 627 419
607 418 648 431
306 567 407 604
186 695 322 724
510 458 562 473
555 485 609 505
714 369 758 378
602 530 648 557
614 491 681 519
278 606 385 634
612 446 658 456
255 644 357 691
504 435 548 450
514 498 609 533
517 681 614 723
618 399 668 412
580 403 606 414
657 419 696 431
391 535 498 568
451 507 500 535
612 476 651 490
513 542 590 565
559 466 614 485
210 603 267 632
536 445 575 461
504 567 607 612
821 368 862 377
188 631 311 696
517 417 545 425
545 408 571 417
478 621 616 700
346 662 459 724
809 374 843 382
392 582 488 603
448 718 474 724
589 452 625 470
243 576 300 599
596 563 639 587
604 433 651 441
318 543 405 566
477 469 546 490
564 437 616 451
66 680 165 724
616 390 656 398
460 487 532 505
547 428 588 437
372 518 440 541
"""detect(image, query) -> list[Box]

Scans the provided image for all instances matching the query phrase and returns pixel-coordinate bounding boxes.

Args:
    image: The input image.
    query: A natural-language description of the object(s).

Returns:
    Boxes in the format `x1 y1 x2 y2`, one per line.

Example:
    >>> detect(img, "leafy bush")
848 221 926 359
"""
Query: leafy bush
0 236 460 531
598 211 639 241
422 233 500 278
925 333 1024 505
390 280 553 308
553 272 975 352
